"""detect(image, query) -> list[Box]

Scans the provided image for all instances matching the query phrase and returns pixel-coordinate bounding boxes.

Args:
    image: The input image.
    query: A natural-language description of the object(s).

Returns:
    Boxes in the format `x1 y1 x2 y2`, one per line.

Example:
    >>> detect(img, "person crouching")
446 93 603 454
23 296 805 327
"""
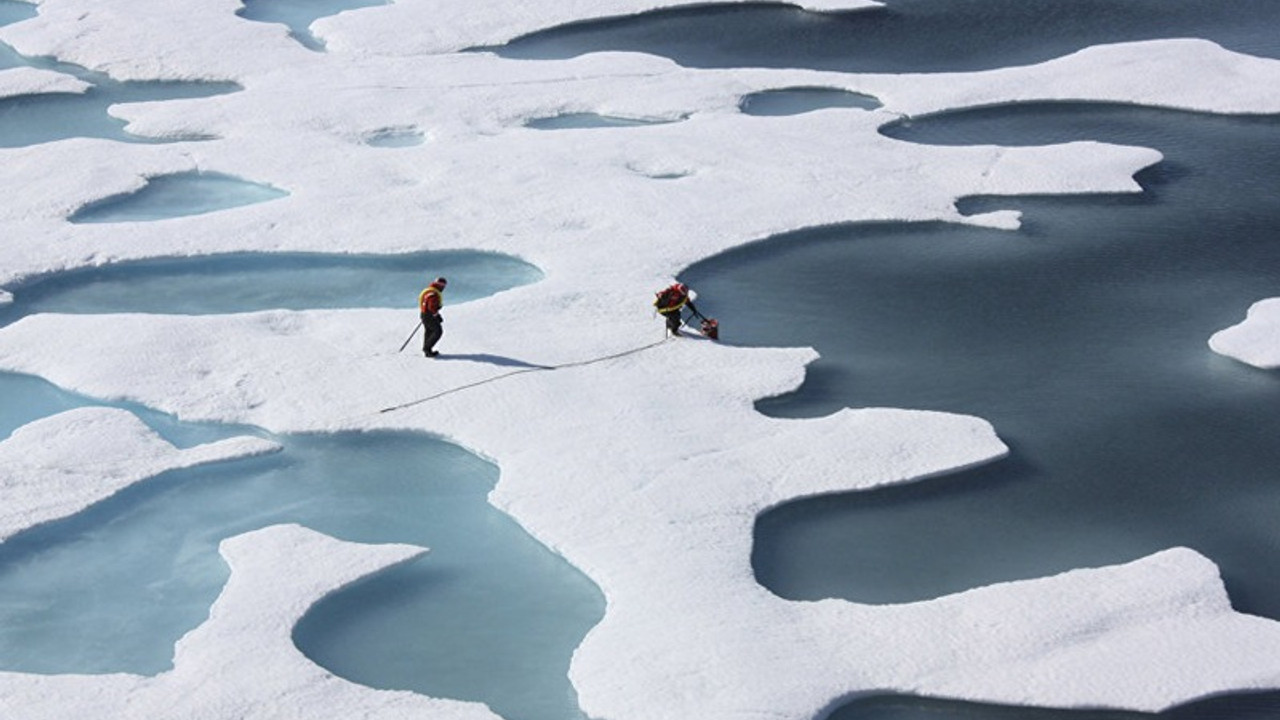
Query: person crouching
654 282 697 337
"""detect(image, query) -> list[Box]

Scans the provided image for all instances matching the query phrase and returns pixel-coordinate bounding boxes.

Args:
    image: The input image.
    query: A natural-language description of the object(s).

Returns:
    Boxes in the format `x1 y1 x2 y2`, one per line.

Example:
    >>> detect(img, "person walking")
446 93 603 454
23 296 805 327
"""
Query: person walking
419 276 447 357
653 282 698 336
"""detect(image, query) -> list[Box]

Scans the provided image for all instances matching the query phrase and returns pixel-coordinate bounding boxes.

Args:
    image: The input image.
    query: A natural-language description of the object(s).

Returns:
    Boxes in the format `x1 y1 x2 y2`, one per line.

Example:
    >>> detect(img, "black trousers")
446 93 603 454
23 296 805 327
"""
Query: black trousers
421 314 443 353
661 309 682 334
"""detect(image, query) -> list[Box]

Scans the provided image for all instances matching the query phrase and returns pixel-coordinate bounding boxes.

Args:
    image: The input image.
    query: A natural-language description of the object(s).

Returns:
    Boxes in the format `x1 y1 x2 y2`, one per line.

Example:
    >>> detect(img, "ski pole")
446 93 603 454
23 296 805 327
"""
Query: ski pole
397 321 422 352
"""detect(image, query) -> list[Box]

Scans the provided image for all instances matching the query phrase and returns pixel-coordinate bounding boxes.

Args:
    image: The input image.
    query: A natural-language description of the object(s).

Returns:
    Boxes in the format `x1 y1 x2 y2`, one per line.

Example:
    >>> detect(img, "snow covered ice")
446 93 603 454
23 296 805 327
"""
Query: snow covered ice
3 1 1280 719
1212 298 1280 370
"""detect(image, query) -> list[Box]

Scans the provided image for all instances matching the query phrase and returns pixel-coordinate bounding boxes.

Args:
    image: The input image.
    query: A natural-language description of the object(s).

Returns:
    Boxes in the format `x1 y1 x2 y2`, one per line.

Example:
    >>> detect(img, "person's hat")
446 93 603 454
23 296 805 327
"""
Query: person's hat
435 277 447 286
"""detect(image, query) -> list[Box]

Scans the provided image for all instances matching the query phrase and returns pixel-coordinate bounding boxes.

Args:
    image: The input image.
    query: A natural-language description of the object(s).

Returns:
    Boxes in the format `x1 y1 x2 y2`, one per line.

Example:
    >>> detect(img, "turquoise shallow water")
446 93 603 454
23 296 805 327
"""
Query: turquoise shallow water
0 0 33 28
0 23 238 147
67 172 288 223
0 249 594 720
0 250 541 320
236 0 387 51
0 424 603 720
525 112 676 129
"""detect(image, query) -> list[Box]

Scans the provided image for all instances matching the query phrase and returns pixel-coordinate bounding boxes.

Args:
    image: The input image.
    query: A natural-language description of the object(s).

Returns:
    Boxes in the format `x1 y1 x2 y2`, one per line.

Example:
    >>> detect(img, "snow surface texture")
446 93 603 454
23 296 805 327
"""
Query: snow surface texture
1211 297 1280 369
0 66 88 99
2 1 1280 720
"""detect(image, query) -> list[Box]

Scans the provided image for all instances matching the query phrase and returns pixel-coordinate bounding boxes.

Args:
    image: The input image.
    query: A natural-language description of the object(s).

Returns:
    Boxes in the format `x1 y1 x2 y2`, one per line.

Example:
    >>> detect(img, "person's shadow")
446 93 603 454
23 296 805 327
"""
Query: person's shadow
437 353 552 370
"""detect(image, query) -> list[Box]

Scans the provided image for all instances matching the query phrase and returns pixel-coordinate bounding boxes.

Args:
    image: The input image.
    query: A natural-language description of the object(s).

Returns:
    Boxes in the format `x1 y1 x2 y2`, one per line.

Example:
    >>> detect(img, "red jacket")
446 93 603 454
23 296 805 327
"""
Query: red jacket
419 282 445 315
654 283 689 313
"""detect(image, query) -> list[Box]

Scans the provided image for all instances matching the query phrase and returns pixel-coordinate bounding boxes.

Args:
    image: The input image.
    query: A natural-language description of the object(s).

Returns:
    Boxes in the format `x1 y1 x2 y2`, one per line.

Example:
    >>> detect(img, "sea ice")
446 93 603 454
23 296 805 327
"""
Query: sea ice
1 0 1280 718
1211 297 1280 369
0 66 87 99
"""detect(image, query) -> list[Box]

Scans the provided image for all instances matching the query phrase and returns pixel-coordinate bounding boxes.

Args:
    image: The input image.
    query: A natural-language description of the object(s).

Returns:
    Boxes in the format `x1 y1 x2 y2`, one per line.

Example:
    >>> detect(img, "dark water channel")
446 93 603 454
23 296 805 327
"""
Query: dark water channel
701 105 1280 615
685 102 1280 720
491 0 1280 71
